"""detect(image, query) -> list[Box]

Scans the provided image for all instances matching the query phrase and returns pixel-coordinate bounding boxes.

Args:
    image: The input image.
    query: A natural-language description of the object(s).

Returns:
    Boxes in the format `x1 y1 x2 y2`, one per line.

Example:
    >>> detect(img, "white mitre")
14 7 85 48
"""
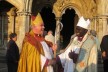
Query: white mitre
77 16 90 29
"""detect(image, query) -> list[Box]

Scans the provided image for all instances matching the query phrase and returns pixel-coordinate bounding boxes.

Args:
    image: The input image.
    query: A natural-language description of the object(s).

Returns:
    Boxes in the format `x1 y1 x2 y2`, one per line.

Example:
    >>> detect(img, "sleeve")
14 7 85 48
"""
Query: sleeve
58 43 74 67
58 51 66 67
95 37 101 52
40 55 48 71
88 44 98 72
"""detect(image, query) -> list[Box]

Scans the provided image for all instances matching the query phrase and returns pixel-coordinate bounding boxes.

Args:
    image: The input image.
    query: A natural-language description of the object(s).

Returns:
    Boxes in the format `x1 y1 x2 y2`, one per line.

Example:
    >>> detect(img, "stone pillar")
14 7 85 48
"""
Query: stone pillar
97 0 108 41
102 17 108 36
55 17 62 53
98 18 103 42
95 15 108 41
16 12 31 53
7 8 16 35
93 17 97 31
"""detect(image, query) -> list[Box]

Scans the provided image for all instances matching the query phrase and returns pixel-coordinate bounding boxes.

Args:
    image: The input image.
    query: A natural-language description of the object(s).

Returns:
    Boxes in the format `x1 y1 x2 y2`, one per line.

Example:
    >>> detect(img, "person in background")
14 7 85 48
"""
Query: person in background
17 13 57 72
45 30 55 44
6 33 19 72
100 34 108 72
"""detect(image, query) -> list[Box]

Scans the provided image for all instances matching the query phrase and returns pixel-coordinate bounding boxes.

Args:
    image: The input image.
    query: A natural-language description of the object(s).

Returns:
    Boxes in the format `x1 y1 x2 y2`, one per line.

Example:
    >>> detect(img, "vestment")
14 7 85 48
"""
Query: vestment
17 31 54 72
57 32 98 72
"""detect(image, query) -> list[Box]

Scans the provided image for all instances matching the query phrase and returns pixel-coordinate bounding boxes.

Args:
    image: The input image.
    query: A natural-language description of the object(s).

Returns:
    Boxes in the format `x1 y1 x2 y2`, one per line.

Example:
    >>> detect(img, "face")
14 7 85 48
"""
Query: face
12 36 17 41
32 24 45 35
48 31 52 35
75 26 88 37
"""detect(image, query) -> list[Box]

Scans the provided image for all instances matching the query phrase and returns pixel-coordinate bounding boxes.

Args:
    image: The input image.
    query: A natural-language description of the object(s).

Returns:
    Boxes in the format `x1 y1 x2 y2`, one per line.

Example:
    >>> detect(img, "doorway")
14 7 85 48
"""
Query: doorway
0 1 13 48
61 8 76 49
40 6 56 36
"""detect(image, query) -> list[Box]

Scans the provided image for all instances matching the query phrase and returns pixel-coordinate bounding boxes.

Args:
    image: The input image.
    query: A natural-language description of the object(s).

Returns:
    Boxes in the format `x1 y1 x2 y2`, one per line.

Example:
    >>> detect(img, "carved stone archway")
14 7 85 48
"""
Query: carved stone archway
60 3 82 17
53 3 82 47
60 3 81 32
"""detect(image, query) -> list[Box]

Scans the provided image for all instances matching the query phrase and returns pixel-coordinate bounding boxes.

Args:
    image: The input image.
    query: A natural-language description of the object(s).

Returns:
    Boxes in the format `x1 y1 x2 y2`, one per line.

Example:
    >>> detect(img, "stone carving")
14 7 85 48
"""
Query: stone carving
54 0 64 12
81 0 97 18
7 7 17 34
6 0 24 12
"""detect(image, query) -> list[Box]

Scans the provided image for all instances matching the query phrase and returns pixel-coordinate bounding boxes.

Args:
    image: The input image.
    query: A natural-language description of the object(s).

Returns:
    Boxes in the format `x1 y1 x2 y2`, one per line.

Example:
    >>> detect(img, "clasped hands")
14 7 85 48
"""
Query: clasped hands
48 58 56 66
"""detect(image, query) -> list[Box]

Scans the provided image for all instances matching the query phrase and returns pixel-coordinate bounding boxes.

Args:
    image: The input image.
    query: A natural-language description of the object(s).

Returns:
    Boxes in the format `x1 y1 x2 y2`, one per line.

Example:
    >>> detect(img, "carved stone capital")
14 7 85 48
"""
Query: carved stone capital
55 17 62 21
95 15 108 19
17 12 31 16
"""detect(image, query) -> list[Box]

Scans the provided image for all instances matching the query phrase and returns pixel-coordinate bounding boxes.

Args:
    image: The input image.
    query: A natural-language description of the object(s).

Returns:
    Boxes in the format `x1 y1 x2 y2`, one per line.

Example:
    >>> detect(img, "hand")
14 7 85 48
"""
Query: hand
68 50 78 63
48 59 56 66
52 44 57 51
102 51 106 57
68 50 74 59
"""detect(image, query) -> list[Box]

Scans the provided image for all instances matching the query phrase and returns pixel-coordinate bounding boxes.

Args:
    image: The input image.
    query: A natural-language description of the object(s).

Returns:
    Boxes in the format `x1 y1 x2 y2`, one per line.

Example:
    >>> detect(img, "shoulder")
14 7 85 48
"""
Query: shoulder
87 34 96 44
89 34 95 40
9 40 14 43
24 33 36 41
102 35 108 39
23 33 37 45
8 40 16 46
101 35 108 42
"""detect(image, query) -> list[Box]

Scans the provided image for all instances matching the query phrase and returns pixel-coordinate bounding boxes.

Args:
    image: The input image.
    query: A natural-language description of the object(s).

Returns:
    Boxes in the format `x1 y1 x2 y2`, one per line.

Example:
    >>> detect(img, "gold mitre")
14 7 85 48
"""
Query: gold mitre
31 13 44 26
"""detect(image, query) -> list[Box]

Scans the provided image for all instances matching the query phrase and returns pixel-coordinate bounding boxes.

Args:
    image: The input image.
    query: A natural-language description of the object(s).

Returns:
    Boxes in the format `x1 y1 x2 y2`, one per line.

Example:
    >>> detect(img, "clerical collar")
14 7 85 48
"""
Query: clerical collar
35 34 42 37
34 34 44 42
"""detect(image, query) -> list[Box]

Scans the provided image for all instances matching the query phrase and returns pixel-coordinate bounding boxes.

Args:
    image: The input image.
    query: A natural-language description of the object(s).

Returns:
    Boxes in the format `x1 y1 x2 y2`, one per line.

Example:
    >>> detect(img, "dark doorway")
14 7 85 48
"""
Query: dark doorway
61 8 76 49
40 7 56 36
0 1 14 47
0 1 13 12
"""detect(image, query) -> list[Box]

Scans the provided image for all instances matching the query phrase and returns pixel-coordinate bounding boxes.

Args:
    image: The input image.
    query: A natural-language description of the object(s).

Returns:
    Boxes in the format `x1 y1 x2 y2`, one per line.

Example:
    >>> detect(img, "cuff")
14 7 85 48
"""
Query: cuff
44 59 49 67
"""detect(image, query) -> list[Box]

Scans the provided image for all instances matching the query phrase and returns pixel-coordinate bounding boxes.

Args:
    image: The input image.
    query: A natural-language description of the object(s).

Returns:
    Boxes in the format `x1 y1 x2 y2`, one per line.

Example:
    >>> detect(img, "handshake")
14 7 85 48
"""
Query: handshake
47 58 56 66
68 51 79 63
47 50 79 66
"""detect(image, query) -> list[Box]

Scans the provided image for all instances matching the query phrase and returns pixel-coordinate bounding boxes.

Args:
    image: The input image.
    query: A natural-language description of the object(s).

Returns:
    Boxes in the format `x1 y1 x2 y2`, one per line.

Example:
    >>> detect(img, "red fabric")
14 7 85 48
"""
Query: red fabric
44 59 49 67
78 36 84 41
25 33 42 53
34 34 44 42
31 15 36 21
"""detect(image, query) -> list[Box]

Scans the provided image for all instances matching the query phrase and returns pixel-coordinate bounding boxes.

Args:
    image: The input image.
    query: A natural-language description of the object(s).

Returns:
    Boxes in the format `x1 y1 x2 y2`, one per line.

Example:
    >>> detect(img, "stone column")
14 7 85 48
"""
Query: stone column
55 17 62 53
7 8 16 35
95 15 108 41
102 17 108 36
16 12 31 53
94 17 97 31
97 0 108 41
